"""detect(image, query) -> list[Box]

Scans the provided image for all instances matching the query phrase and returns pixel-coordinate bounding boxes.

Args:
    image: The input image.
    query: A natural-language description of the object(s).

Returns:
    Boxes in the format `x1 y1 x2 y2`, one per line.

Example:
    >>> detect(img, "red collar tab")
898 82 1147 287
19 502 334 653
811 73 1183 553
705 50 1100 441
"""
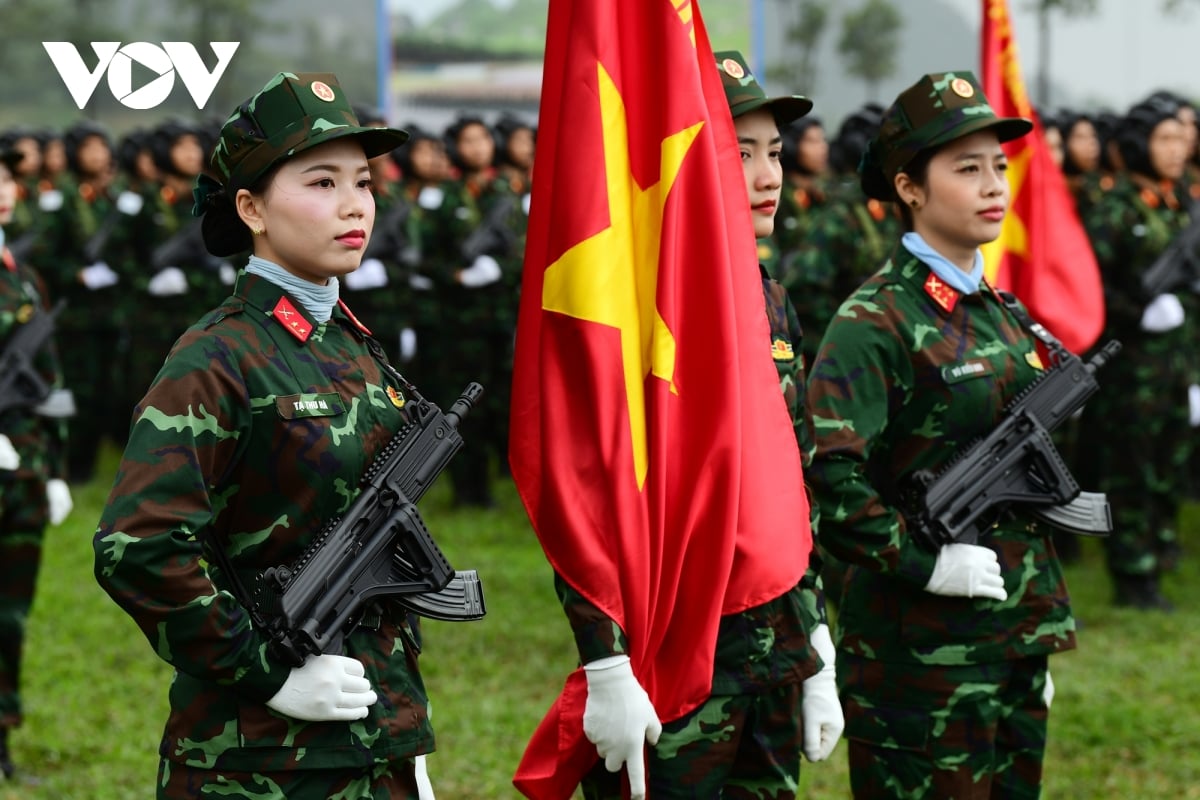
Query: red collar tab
1 248 15 273
271 296 313 342
337 298 372 335
924 272 960 313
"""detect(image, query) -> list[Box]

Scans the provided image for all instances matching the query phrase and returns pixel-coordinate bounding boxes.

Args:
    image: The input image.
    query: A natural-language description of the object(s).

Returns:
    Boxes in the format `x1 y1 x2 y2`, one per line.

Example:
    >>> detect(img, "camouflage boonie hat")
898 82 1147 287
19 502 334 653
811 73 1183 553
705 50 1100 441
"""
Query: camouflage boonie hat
715 51 812 125
859 71 1032 200
194 72 409 257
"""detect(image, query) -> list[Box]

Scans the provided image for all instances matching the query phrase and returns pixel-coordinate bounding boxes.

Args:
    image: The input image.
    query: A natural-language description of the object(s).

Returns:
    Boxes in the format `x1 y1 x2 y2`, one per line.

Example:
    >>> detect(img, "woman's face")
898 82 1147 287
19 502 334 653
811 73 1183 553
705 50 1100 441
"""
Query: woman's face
735 108 783 239
1043 126 1064 169
42 140 66 176
1148 117 1188 181
410 139 444 181
898 129 1010 263
456 122 495 172
243 138 375 286
1065 119 1100 172
12 137 41 178
170 134 205 178
0 163 16 225
506 127 535 170
76 135 112 177
798 124 828 175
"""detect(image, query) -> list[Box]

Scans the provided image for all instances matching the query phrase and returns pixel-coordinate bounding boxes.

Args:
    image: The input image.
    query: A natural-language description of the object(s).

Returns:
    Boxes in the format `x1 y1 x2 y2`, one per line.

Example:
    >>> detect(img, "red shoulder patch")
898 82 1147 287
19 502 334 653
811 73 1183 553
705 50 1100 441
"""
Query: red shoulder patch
271 296 313 342
924 272 960 313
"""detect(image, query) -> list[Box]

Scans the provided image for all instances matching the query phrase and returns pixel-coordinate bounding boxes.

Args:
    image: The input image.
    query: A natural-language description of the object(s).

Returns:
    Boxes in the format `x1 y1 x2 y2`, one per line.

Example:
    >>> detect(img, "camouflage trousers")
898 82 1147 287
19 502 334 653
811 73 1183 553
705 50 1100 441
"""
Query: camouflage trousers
1077 372 1191 578
581 680 803 800
157 758 422 799
0 475 49 728
839 653 1051 800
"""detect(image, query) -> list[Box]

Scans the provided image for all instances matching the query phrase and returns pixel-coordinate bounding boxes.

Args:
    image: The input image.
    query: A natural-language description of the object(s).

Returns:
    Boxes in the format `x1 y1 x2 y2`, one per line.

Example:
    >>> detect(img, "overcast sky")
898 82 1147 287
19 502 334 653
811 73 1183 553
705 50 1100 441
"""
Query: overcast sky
392 0 1200 110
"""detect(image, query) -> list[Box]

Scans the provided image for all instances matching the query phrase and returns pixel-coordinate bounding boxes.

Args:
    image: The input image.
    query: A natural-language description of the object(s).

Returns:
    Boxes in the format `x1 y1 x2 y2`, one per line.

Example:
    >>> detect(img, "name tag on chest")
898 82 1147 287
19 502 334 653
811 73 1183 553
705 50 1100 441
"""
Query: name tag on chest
276 392 345 419
940 360 992 385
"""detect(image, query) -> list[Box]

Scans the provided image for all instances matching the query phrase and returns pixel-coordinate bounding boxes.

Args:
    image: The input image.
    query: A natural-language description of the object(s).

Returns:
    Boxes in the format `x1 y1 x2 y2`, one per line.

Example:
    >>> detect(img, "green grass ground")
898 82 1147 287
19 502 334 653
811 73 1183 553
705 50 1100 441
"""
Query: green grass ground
4 444 1199 798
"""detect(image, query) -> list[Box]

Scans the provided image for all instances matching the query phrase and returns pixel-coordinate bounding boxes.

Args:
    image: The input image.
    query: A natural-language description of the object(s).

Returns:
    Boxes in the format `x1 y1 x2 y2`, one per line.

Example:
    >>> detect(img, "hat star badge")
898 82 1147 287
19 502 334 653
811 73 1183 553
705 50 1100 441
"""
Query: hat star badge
720 58 745 79
311 80 336 102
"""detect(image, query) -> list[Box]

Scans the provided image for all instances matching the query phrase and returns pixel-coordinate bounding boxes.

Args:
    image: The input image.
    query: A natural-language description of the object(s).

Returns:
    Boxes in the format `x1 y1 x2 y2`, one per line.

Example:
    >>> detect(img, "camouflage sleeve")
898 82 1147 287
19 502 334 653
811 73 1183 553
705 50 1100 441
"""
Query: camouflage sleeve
553 571 629 665
1082 190 1148 328
93 329 290 702
29 267 68 480
805 297 939 588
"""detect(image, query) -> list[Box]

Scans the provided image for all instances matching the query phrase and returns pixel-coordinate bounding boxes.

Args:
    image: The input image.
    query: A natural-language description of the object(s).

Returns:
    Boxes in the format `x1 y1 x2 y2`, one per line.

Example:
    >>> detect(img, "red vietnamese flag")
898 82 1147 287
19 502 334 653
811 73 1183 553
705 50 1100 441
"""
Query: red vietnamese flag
509 0 812 797
980 0 1105 354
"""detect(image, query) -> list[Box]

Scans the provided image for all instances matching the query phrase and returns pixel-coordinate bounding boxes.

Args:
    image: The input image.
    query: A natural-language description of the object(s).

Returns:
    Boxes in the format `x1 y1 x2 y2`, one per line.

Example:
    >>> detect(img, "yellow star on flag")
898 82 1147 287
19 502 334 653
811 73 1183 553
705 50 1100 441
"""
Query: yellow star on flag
541 62 703 489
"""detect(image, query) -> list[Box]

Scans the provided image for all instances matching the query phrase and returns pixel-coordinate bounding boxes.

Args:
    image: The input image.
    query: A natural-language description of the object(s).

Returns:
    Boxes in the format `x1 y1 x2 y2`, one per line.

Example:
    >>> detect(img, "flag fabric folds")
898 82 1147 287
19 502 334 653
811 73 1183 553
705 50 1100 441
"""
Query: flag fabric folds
980 0 1105 354
508 1 812 797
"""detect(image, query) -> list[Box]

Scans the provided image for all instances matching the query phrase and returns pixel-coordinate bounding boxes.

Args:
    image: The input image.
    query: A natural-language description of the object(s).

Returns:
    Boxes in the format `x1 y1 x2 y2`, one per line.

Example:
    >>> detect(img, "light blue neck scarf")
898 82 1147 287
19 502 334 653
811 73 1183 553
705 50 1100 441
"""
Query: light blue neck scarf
246 255 339 323
902 231 984 295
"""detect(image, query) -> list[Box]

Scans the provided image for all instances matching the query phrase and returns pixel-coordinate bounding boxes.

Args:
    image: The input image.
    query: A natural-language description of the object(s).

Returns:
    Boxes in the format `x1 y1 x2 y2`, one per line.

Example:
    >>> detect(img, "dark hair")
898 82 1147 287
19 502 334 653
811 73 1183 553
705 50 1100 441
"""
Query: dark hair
780 116 824 176
894 148 935 231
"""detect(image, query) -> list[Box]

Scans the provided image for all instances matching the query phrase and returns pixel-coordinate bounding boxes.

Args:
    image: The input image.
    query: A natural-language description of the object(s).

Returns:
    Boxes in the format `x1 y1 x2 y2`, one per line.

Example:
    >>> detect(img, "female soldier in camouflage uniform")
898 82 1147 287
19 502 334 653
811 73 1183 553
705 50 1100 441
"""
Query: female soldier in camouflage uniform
0 145 73 781
94 73 440 799
806 72 1074 798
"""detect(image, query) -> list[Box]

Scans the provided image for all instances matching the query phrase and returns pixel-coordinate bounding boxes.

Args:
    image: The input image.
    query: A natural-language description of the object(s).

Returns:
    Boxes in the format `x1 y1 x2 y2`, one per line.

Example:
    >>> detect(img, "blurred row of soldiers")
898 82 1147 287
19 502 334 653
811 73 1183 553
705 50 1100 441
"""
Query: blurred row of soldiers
6 84 1200 607
0 108 535 510
763 89 1200 610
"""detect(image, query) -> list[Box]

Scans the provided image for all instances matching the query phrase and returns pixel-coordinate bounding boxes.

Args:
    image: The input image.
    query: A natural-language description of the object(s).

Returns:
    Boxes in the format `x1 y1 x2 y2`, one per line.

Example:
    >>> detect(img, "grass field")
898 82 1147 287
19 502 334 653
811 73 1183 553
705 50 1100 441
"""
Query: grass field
3 443 1199 799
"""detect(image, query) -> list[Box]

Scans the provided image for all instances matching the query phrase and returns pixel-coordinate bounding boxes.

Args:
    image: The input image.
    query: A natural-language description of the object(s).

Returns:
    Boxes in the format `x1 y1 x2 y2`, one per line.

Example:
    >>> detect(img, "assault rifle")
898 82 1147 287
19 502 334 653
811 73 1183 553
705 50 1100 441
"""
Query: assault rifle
0 299 67 417
461 192 519 263
362 197 420 269
1142 210 1200 298
151 218 231 273
901 339 1122 551
250 382 486 667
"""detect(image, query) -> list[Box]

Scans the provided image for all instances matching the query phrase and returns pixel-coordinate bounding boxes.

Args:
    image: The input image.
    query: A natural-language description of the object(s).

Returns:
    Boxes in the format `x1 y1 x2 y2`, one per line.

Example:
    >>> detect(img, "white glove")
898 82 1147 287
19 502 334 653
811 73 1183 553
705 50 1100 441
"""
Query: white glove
1140 292 1185 333
116 190 144 216
265 654 378 722
0 434 19 470
46 478 73 525
1043 670 1055 709
457 254 502 288
219 263 238 286
583 655 662 800
400 327 417 362
924 543 1008 601
417 186 445 210
1189 384 1200 427
801 624 844 762
415 754 435 800
147 266 189 296
79 261 119 290
344 257 389 290
409 272 434 291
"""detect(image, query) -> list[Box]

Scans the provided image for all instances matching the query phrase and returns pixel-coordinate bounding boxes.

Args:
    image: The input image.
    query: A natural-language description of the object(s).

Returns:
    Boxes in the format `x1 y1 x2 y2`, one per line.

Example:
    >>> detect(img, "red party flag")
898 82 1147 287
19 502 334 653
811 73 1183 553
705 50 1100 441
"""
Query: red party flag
981 0 1105 354
508 1 812 796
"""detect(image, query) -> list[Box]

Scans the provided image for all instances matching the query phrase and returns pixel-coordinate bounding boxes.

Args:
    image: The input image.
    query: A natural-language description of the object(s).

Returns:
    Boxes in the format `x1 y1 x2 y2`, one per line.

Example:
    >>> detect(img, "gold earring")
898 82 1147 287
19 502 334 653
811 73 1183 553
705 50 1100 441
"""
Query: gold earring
251 225 263 235
909 199 920 209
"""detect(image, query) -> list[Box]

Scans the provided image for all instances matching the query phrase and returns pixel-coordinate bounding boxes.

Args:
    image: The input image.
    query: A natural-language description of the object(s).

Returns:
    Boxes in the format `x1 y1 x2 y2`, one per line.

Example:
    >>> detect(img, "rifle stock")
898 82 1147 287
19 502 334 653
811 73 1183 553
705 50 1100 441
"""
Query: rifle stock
1142 211 1200 298
251 382 486 667
0 299 67 417
902 340 1121 550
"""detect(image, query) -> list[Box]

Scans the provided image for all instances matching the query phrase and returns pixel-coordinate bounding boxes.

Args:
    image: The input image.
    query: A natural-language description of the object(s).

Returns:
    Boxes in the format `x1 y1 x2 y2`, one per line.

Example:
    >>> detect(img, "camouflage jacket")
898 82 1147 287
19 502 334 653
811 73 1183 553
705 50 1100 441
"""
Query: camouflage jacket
806 247 1076 666
1082 173 1193 382
0 248 67 481
778 184 902 366
27 173 125 328
555 269 825 697
94 271 434 771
